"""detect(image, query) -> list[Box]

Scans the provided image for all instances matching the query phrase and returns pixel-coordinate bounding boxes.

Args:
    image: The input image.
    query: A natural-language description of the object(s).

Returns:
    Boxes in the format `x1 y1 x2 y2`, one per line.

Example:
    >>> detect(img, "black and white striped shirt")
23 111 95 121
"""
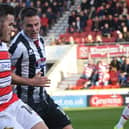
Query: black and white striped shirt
9 30 47 104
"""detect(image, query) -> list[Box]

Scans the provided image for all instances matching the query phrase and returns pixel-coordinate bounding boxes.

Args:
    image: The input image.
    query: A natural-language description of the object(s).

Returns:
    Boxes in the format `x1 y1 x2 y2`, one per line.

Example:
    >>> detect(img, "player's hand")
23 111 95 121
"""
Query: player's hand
31 72 51 87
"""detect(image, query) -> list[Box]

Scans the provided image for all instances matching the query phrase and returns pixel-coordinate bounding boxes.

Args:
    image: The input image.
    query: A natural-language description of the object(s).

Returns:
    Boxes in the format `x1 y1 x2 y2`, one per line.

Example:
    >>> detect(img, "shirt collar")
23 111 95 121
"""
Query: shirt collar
21 30 40 42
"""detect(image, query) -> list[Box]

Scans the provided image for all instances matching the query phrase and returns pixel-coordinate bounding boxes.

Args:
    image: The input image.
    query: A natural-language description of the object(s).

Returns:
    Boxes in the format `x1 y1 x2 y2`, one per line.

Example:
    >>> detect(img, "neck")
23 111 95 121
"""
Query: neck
0 38 9 46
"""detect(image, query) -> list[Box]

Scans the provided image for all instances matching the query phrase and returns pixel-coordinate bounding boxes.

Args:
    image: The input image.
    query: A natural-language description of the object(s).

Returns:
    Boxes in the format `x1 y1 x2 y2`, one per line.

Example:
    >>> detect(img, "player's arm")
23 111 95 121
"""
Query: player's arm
11 72 50 87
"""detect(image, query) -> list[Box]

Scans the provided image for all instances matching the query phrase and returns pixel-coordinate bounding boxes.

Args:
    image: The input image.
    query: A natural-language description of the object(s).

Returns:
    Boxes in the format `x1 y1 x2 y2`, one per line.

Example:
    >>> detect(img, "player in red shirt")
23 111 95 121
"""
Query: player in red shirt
0 4 49 129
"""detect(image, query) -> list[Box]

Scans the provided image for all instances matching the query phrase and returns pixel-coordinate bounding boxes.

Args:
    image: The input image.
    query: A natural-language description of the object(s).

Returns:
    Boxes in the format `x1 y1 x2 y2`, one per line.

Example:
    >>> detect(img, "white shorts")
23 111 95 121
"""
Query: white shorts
0 111 24 129
0 99 44 129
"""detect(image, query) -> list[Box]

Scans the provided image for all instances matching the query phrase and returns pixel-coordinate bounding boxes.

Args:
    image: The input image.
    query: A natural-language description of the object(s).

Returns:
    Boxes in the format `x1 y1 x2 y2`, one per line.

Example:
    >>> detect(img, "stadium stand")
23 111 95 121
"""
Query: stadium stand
52 0 129 45
2 0 129 90
1 0 75 45
2 0 129 45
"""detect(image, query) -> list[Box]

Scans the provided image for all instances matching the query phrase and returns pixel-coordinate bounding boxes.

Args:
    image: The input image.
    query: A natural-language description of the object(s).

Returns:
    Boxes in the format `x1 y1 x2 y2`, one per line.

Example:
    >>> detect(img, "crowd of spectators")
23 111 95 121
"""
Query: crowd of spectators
2 0 129 45
52 0 129 45
2 0 129 90
69 56 129 90
1 0 74 36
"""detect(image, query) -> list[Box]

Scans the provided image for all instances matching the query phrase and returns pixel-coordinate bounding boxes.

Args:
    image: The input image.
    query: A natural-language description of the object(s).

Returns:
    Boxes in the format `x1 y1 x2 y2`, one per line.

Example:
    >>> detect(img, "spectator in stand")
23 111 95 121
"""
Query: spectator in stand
108 14 116 31
92 16 101 32
29 1 35 8
117 15 127 31
68 10 77 25
101 23 112 37
83 8 89 18
57 0 66 16
90 60 102 87
115 31 126 42
80 0 90 11
121 1 128 16
110 57 121 71
85 34 94 44
35 0 42 9
25 0 31 7
75 16 84 32
119 71 127 86
103 3 112 16
117 56 127 86
75 16 81 32
119 57 129 82
42 1 49 14
95 34 103 44
46 7 57 27
14 1 24 18
95 60 110 87
68 36 75 44
109 66 119 86
113 1 122 16
126 14 129 29
110 0 117 15
119 56 127 66
113 15 119 31
102 66 110 86
80 62 94 88
36 7 42 17
40 13 49 36
122 25 129 41
96 5 104 17
79 11 88 31
52 1 61 17
68 21 78 33
100 15 109 30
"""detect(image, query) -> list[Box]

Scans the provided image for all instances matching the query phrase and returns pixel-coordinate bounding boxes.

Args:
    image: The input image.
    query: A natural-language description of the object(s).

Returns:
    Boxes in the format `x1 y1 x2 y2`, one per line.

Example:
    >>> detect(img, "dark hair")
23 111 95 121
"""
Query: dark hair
0 4 14 18
0 4 15 37
19 7 38 22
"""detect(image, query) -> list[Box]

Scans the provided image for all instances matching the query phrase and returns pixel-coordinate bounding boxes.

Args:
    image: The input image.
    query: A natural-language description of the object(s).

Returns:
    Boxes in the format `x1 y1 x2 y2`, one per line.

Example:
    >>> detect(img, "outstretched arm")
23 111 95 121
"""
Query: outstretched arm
11 72 51 87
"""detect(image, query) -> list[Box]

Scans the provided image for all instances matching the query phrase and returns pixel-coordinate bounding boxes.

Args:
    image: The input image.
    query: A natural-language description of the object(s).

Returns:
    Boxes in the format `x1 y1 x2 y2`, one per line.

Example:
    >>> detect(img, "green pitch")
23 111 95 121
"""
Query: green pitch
65 107 129 129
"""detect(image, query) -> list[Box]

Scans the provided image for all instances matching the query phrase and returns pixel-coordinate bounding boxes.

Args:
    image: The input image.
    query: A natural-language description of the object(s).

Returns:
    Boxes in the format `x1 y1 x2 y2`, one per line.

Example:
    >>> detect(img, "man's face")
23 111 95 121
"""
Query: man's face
0 14 15 42
22 16 41 39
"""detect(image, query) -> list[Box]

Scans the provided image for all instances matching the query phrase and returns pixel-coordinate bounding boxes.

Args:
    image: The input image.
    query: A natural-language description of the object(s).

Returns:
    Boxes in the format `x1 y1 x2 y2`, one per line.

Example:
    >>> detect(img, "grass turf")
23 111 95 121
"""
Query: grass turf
65 107 129 129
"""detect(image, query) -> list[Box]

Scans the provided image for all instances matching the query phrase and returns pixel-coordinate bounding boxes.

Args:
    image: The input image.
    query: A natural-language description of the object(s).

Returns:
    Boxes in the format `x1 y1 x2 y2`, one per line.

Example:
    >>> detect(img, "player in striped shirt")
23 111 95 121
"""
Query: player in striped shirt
9 7 74 129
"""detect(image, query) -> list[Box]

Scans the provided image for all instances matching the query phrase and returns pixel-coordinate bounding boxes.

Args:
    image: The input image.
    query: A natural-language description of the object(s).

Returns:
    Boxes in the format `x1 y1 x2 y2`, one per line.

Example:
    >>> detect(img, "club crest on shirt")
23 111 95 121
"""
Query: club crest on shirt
28 49 34 55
